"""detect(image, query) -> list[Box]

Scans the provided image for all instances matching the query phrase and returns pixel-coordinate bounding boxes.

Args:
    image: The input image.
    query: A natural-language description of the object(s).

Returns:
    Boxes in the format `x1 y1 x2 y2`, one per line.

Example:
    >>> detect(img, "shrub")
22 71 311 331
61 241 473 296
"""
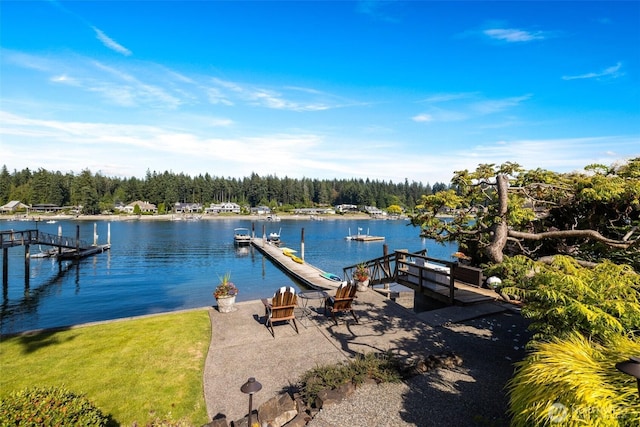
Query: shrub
298 352 402 405
508 332 640 427
0 386 112 426
488 255 640 343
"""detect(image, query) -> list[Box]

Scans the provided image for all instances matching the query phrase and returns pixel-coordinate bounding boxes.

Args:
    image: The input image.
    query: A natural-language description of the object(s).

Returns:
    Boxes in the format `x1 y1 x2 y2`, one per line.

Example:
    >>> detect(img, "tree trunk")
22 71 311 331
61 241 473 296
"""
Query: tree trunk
485 174 509 263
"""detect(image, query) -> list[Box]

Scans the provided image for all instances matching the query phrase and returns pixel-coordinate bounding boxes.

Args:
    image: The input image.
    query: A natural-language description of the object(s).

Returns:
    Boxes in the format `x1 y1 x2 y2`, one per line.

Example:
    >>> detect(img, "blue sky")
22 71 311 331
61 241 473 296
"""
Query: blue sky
1 1 638 184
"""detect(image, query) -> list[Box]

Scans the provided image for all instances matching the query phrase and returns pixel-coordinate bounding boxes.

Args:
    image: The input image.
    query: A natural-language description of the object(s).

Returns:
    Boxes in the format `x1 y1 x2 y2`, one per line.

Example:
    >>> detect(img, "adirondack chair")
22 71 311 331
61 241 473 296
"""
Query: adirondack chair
324 281 358 325
261 286 299 337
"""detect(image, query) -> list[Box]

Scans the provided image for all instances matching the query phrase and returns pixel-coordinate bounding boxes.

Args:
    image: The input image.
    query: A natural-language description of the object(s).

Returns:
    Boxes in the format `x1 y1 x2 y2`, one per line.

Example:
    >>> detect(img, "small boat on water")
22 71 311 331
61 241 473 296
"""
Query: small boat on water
266 214 281 222
345 227 364 240
267 228 281 245
233 228 251 245
30 246 58 258
320 271 342 282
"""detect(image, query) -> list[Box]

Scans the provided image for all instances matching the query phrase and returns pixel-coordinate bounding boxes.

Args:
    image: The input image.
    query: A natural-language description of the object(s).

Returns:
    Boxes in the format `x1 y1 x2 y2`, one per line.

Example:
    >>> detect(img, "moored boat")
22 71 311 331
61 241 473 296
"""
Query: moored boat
233 228 251 245
320 271 342 282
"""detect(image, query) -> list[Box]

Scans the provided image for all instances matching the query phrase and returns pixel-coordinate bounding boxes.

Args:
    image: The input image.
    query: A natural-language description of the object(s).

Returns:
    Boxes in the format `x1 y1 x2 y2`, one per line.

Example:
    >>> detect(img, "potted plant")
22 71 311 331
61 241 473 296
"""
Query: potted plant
354 263 370 291
214 272 238 313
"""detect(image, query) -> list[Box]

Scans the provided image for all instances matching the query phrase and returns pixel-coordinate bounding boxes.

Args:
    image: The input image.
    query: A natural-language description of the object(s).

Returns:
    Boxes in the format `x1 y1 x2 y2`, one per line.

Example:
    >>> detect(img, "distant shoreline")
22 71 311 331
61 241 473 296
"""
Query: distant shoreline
4 212 396 222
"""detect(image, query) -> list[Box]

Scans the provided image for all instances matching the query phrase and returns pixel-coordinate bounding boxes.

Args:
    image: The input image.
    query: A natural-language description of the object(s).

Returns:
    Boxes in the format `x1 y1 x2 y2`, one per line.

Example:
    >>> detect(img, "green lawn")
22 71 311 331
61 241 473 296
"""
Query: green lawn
0 309 211 426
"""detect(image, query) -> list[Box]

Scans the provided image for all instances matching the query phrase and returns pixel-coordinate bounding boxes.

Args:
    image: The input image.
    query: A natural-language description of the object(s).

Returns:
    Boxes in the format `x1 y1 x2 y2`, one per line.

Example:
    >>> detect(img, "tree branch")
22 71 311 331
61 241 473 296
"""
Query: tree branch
508 229 637 249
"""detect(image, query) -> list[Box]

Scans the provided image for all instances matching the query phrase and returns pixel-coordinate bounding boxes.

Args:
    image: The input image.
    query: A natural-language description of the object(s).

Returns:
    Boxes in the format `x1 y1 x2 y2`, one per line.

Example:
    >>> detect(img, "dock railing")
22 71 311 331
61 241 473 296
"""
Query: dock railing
0 229 91 250
394 251 457 304
344 249 466 305
342 249 428 287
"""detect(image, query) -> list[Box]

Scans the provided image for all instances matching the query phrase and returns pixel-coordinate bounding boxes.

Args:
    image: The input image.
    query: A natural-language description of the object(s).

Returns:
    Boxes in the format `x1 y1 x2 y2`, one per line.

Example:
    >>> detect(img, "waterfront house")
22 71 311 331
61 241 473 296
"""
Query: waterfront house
123 201 158 214
205 202 241 214
0 200 28 213
335 204 359 213
250 206 271 215
174 202 202 213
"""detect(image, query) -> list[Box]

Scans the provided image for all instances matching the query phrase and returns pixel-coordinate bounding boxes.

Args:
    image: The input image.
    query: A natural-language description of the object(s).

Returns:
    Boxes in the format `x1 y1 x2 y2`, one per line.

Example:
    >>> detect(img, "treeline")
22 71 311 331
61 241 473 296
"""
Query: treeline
0 166 448 214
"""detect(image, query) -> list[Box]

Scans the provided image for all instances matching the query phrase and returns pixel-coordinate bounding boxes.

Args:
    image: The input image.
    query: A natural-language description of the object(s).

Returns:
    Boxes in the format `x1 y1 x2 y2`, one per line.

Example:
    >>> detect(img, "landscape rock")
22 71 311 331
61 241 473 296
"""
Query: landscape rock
231 410 257 427
258 393 298 427
413 352 463 374
203 416 229 427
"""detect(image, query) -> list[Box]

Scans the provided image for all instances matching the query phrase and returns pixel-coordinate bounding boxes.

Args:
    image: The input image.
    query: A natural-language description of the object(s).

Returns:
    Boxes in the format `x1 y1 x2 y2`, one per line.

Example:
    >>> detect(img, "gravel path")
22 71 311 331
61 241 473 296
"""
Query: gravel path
307 311 530 427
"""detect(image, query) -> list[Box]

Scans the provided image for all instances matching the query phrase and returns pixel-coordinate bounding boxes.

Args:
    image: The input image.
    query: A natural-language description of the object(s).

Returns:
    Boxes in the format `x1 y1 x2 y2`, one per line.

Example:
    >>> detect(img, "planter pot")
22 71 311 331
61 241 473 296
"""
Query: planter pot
356 279 370 291
216 295 237 313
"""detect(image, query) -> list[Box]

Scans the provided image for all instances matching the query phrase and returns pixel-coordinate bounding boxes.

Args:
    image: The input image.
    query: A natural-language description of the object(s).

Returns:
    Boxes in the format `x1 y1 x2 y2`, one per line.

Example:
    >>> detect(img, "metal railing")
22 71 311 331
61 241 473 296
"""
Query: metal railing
0 229 90 250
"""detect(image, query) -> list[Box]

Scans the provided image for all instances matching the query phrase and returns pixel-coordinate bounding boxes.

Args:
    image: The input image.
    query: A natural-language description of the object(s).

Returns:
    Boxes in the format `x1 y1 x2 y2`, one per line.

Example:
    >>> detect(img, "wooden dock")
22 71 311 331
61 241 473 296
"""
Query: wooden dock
251 238 343 291
253 237 502 308
2 226 111 287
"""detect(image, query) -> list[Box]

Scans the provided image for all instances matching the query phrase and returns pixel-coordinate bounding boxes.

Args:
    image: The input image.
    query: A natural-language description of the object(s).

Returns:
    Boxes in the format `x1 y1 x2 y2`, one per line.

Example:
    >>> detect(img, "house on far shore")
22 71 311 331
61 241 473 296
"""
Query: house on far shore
250 205 271 215
122 200 158 214
364 206 386 217
335 204 358 213
0 200 28 213
174 202 202 213
205 202 241 214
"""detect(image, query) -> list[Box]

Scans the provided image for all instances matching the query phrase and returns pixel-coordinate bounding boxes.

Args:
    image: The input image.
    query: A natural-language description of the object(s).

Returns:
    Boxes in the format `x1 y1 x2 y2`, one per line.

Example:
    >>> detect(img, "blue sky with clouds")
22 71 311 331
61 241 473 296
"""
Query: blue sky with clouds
1 1 638 184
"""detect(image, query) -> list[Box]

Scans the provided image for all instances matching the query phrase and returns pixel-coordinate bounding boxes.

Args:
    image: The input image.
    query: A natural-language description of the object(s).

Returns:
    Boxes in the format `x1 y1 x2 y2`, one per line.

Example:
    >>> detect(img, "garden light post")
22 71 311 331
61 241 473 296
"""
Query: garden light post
616 356 640 398
241 377 262 427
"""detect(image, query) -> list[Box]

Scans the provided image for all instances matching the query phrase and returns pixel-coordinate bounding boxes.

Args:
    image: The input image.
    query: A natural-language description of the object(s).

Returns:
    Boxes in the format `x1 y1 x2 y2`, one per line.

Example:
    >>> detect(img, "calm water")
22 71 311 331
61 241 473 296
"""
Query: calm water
1 218 457 334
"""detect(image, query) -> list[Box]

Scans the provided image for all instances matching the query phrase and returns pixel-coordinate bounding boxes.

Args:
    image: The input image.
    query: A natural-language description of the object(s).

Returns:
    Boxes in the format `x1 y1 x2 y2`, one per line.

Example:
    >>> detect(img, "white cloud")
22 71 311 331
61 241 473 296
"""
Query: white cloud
413 95 529 124
483 28 546 42
93 27 132 56
562 62 624 80
419 93 477 103
412 113 433 123
471 95 531 115
209 78 341 112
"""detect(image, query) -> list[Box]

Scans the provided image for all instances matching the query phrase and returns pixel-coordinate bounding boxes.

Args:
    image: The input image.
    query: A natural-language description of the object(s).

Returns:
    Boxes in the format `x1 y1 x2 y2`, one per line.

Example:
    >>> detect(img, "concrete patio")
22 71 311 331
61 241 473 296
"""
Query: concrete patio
203 288 528 424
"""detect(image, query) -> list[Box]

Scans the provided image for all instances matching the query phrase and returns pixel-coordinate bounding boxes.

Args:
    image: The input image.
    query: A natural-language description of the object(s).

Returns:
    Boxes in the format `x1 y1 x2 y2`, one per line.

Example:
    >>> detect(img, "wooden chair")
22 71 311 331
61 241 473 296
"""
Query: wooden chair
324 282 358 325
261 286 299 337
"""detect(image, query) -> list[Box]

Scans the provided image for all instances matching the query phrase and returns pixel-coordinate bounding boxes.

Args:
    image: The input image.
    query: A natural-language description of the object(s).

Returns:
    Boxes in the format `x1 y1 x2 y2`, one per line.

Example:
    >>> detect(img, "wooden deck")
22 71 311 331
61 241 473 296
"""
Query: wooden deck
251 238 343 291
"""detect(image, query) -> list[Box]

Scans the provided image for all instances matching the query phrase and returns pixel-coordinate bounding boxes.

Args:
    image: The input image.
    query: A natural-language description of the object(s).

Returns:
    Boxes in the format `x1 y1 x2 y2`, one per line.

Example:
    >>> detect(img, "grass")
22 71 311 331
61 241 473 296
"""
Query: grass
0 309 211 426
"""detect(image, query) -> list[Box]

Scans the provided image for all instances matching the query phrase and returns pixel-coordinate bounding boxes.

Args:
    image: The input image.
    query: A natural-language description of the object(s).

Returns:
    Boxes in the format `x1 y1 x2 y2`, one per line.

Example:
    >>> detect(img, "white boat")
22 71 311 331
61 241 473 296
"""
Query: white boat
345 227 364 240
268 227 281 244
266 214 281 222
233 228 251 245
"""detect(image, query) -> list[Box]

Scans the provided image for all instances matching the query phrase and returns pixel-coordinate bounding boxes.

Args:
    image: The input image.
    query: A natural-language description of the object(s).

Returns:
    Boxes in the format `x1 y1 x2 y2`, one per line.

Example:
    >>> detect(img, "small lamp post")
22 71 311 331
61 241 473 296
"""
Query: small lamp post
241 377 262 427
616 356 640 398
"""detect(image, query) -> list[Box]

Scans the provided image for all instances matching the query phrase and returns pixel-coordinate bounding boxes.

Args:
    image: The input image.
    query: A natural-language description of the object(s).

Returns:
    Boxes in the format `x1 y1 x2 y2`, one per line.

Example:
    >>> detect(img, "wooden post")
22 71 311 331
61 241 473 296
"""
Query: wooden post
2 248 8 288
449 264 456 305
75 225 80 259
24 243 30 289
301 228 305 260
383 244 390 276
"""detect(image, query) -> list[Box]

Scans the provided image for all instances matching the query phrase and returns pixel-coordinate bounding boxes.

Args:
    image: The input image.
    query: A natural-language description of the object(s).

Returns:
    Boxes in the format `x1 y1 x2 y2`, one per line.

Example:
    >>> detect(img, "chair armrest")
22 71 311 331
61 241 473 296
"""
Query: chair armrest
261 298 271 308
272 304 297 310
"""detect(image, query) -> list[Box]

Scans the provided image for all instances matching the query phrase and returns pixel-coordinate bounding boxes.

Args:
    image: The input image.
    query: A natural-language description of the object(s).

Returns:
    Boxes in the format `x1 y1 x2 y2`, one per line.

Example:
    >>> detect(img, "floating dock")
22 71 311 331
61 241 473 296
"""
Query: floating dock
349 235 384 242
251 238 343 291
57 244 111 260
